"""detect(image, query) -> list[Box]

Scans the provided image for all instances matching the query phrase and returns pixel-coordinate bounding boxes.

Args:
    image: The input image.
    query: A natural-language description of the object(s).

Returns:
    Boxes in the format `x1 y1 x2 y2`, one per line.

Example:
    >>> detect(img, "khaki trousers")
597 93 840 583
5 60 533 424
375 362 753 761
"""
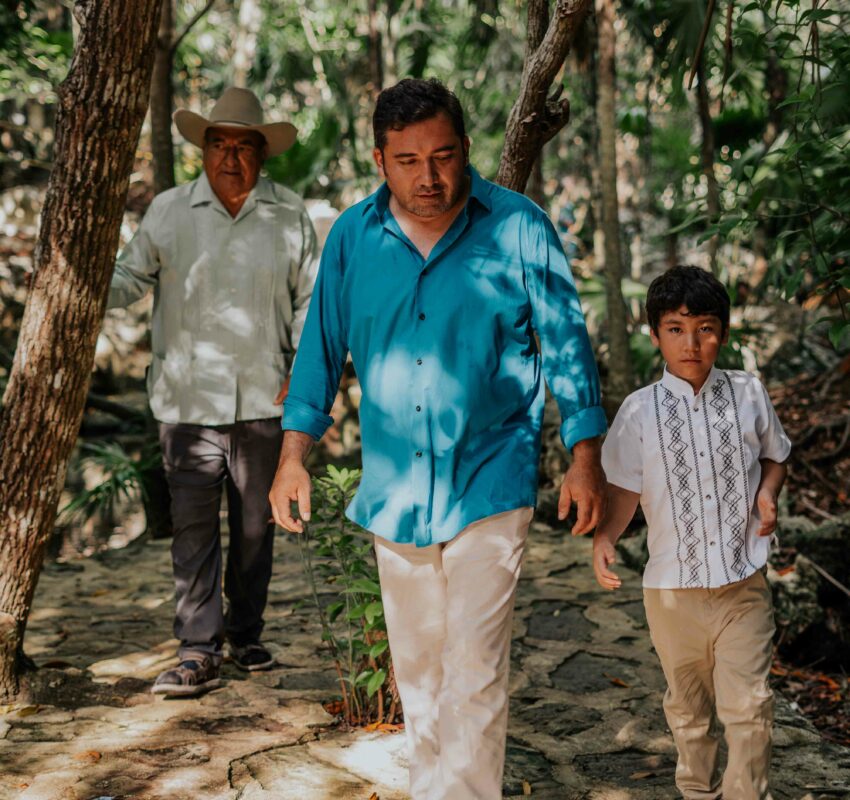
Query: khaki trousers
644 569 775 800
374 507 532 800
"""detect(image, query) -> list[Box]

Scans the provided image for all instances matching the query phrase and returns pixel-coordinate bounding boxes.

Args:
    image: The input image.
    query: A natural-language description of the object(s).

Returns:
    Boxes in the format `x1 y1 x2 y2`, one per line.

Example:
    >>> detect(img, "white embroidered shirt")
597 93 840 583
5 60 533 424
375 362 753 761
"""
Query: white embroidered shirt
602 367 792 589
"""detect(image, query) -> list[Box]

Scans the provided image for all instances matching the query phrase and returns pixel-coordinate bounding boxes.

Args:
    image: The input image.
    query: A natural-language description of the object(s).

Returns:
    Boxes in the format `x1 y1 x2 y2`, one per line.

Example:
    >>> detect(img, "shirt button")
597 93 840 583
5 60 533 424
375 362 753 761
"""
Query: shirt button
415 451 423 458
710 540 716 546
416 405 421 412
416 358 423 365
700 451 705 457
706 494 712 500
419 313 426 321
694 406 699 412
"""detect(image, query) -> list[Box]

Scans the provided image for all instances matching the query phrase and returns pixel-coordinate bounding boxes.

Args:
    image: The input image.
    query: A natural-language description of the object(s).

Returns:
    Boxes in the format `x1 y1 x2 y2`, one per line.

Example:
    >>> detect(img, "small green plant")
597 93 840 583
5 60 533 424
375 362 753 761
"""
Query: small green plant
59 439 161 525
297 465 401 727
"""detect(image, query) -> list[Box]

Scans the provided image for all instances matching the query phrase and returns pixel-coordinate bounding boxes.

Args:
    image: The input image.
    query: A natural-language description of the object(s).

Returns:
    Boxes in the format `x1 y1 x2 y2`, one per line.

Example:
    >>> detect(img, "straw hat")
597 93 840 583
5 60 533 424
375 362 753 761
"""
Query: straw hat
173 87 297 157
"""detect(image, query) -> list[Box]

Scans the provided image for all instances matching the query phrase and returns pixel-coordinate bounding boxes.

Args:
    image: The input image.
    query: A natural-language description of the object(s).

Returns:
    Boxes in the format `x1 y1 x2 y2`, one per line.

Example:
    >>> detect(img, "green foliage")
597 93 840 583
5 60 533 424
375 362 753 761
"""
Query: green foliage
297 465 400 725
59 440 161 526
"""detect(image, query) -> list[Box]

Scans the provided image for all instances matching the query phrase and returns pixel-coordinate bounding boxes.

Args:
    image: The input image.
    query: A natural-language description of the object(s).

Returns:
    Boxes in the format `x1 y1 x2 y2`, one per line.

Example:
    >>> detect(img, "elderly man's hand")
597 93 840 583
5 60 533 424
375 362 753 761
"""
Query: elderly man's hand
557 437 607 536
274 377 291 406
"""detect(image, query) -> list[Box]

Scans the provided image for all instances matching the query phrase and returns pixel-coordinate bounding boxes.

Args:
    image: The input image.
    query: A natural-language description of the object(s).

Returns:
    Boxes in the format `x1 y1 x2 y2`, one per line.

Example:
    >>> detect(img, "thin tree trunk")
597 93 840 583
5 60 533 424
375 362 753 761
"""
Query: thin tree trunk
497 0 592 192
0 0 164 701
527 152 546 208
752 29 787 288
368 0 384 97
595 0 632 409
150 0 176 194
233 0 261 88
696 56 721 277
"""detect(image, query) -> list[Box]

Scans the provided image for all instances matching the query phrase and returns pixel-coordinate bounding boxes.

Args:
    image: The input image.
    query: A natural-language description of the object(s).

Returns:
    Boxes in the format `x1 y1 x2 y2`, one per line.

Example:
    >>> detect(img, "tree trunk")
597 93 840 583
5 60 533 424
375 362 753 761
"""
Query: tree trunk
0 0 164 701
595 0 633 410
696 56 721 277
527 152 546 209
497 0 592 193
150 0 176 195
368 0 384 97
233 0 262 87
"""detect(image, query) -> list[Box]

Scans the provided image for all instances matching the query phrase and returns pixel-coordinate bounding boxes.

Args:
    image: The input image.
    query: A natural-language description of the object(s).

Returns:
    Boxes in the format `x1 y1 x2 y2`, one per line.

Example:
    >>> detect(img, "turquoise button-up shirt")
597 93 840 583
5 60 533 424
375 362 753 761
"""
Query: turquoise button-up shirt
283 167 606 547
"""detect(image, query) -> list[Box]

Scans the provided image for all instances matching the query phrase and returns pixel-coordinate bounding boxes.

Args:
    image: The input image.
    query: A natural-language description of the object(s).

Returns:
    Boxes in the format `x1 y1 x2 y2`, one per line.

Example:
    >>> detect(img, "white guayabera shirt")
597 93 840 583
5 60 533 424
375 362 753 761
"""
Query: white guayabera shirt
602 367 792 589
108 173 319 426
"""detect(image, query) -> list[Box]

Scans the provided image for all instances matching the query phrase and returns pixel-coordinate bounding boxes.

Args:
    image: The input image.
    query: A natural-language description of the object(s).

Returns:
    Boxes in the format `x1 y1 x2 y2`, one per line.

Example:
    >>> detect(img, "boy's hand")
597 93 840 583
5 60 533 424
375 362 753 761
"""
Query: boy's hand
756 487 778 537
593 536 621 590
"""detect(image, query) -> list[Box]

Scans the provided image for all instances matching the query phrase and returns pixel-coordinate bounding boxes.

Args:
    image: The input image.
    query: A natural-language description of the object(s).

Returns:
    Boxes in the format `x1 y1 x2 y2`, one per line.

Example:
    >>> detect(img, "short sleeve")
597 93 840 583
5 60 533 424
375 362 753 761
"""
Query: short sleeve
754 378 792 463
601 393 644 494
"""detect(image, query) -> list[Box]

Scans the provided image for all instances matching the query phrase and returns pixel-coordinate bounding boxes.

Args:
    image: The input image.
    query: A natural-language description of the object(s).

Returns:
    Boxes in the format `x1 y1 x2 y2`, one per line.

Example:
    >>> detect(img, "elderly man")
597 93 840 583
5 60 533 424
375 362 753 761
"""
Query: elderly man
270 79 606 798
108 87 318 696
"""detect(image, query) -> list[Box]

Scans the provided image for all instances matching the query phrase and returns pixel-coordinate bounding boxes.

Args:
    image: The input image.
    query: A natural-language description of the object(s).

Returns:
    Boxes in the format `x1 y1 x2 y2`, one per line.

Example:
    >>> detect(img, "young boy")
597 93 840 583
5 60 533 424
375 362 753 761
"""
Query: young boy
594 265 791 800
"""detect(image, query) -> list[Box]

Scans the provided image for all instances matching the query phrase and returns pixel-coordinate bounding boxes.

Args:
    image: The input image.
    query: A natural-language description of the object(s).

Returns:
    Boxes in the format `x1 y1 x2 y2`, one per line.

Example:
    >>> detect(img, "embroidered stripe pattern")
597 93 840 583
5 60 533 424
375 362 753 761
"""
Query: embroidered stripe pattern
659 385 702 587
703 401 732 585
654 384 685 588
725 372 757 574
684 402 711 588
709 376 747 579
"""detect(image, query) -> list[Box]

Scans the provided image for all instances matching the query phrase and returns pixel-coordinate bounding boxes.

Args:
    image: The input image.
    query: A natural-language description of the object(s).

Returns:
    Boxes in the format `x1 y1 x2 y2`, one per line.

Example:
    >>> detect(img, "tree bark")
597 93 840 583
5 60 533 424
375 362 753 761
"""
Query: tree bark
0 0 164 701
150 0 176 195
232 0 261 88
595 0 633 409
497 0 592 192
367 0 384 97
696 56 721 277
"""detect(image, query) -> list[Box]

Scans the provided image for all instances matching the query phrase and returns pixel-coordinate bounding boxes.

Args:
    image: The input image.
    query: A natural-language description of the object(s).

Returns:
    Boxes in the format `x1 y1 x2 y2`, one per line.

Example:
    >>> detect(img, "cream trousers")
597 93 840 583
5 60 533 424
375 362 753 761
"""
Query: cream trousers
374 507 533 800
644 569 775 800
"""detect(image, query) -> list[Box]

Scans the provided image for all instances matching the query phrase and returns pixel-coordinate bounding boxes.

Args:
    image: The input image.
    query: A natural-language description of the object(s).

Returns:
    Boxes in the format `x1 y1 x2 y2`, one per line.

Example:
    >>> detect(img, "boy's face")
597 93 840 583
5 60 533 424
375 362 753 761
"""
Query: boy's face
650 305 728 390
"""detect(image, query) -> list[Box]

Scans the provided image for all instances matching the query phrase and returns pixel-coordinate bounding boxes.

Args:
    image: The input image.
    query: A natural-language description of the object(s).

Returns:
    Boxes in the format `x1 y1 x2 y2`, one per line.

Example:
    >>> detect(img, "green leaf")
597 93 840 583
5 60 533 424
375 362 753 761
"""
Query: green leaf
366 669 387 697
369 640 389 658
364 601 383 624
354 669 373 687
828 319 850 351
344 578 382 596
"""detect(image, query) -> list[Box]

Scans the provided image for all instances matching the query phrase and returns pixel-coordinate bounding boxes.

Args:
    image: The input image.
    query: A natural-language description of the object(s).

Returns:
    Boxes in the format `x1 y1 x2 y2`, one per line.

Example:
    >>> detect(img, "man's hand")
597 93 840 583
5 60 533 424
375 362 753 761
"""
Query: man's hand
273 376 291 406
558 437 607 535
756 487 778 537
593 535 621 590
269 460 312 533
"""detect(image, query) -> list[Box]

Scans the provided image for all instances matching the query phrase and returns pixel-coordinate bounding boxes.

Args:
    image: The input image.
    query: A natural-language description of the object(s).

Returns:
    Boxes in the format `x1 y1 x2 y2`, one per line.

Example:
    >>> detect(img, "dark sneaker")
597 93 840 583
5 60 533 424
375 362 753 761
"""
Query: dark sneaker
151 657 222 697
230 642 275 672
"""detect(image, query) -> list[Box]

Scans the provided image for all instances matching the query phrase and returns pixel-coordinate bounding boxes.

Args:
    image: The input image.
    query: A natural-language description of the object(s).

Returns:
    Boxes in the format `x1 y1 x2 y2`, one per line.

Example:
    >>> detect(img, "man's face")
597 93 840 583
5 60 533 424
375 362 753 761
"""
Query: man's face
650 306 728 388
203 127 266 203
373 112 470 218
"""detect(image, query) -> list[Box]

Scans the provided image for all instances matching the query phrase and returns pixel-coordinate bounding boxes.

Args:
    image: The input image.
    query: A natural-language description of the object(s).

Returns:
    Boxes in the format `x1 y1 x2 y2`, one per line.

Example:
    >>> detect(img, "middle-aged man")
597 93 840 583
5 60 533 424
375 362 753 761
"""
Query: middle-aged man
108 87 319 697
270 79 606 798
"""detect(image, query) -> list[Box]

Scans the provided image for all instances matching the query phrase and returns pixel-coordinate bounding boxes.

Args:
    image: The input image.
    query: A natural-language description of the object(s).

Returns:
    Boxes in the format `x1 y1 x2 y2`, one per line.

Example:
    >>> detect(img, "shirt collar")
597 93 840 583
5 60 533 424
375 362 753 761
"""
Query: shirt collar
660 364 723 398
190 173 276 209
362 165 493 220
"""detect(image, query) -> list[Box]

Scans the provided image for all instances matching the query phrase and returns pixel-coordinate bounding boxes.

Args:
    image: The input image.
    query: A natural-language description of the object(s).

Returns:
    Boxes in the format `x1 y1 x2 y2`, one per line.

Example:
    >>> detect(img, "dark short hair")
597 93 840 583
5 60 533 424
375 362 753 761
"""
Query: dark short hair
646 265 730 333
373 78 466 150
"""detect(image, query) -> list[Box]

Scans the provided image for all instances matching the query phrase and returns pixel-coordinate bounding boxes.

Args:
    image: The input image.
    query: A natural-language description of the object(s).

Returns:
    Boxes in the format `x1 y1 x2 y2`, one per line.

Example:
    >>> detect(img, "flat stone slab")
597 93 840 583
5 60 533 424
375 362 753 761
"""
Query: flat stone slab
2 525 848 799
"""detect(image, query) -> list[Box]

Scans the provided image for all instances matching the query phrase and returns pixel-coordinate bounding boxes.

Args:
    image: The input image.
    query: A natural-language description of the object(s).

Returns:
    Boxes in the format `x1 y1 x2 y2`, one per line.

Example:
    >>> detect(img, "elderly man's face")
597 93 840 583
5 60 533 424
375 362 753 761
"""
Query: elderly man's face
203 127 266 207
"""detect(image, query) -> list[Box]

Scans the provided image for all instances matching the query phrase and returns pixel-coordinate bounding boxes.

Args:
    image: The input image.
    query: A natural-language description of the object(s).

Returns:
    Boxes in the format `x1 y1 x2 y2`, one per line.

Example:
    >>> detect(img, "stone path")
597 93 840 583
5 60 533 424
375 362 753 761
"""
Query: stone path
2 520 849 800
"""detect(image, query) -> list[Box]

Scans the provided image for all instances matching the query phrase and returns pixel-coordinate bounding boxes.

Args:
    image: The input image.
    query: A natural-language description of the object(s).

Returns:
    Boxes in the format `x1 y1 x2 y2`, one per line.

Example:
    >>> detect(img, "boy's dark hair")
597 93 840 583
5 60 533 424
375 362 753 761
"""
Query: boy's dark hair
646 265 730 333
373 78 466 150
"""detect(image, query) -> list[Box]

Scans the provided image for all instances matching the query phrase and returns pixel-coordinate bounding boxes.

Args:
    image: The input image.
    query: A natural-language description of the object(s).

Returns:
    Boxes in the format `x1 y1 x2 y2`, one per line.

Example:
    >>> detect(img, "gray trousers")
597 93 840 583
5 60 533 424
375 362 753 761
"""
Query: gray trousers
158 419 283 663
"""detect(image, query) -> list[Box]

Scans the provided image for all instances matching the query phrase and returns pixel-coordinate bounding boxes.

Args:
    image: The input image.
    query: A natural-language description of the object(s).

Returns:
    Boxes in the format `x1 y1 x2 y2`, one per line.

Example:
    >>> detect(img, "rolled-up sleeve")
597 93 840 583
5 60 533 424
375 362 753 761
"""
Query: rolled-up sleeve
282 221 349 440
524 212 607 450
